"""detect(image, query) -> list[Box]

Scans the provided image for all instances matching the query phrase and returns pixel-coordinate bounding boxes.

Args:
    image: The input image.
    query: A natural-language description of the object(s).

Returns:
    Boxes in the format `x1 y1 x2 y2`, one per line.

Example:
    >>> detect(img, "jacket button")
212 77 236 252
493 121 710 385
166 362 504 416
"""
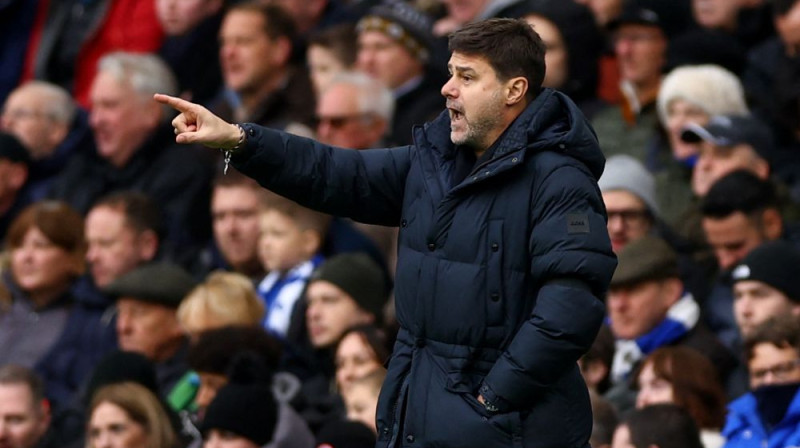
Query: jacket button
427 243 435 251
248 127 255 137
406 435 415 443
401 219 407 227
491 243 499 251
382 427 390 434
491 293 500 302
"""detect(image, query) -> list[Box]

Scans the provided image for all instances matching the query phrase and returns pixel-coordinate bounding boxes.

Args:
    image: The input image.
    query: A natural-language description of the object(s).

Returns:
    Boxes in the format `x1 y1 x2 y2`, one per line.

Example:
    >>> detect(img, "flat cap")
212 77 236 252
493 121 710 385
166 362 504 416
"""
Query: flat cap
103 262 196 308
610 236 679 287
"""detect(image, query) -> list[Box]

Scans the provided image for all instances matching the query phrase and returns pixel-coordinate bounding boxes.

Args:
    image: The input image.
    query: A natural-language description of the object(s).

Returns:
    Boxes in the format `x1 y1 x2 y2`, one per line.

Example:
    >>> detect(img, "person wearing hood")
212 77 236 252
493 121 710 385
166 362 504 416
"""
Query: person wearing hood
156 17 616 448
722 314 800 448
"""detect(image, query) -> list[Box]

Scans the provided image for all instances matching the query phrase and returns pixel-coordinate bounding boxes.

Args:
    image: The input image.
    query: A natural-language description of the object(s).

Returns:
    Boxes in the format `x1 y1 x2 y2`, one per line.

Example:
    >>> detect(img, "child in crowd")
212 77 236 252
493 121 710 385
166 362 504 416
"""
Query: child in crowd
257 195 330 338
342 368 385 434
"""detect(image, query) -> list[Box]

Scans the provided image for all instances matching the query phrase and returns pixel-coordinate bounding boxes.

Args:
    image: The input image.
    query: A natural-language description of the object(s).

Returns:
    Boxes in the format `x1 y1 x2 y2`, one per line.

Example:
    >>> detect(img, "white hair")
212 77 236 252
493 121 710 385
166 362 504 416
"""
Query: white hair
326 71 395 123
16 81 76 125
656 64 749 126
97 52 178 120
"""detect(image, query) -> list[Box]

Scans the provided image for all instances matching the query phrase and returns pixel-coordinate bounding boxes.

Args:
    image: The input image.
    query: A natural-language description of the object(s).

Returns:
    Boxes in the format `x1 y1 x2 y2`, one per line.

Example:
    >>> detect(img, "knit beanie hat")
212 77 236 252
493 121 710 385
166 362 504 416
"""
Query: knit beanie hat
656 64 749 126
201 354 278 446
316 420 376 448
598 155 659 217
310 253 389 323
731 241 800 302
356 1 434 63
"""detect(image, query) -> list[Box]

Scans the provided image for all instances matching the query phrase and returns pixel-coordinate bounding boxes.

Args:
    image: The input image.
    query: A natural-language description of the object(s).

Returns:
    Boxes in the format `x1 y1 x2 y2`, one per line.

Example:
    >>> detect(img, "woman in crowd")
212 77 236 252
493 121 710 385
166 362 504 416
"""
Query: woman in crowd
334 324 389 392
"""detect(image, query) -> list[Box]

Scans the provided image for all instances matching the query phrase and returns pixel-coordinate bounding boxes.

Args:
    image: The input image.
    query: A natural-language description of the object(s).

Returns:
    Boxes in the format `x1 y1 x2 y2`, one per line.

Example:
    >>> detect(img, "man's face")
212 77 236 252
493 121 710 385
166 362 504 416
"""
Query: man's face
1 87 68 160
749 342 800 389
89 72 159 168
734 280 800 338
195 372 227 418
212 185 263 273
0 383 49 448
692 0 741 30
607 279 680 340
523 15 568 89
305 280 373 349
776 1 800 51
257 209 313 273
307 45 348 95
116 298 184 362
441 0 490 24
603 190 652 253
357 30 423 90
702 212 766 271
692 142 764 196
85 206 155 288
219 10 283 95
156 0 220 36
316 83 384 149
441 52 507 152
613 24 666 86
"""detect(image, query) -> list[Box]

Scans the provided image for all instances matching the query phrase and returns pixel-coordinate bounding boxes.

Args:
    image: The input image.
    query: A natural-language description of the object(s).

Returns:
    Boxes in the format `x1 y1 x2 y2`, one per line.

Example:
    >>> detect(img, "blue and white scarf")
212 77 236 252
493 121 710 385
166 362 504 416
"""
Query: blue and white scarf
611 294 701 383
258 254 324 338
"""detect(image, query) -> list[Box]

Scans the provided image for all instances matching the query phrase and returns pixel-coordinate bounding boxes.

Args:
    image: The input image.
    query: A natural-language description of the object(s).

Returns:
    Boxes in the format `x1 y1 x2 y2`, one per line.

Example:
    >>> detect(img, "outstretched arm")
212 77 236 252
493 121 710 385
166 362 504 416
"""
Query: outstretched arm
153 93 241 149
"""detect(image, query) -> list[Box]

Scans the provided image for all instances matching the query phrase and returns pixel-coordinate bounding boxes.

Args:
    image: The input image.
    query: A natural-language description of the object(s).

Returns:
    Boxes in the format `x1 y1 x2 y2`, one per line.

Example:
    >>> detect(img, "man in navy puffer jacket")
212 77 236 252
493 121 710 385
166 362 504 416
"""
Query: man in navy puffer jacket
157 17 616 448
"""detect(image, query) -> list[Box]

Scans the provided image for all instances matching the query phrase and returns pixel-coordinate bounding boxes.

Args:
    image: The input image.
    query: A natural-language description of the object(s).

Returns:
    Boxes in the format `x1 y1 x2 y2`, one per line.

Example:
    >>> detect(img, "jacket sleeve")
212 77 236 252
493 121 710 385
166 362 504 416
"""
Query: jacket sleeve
231 124 412 226
480 161 616 411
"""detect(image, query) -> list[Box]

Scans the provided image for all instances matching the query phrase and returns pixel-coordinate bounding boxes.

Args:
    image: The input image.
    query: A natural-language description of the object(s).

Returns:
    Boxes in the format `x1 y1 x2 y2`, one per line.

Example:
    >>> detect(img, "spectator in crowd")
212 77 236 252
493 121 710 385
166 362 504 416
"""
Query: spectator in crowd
103 262 197 396
257 195 329 339
177 271 265 340
689 0 774 50
215 2 315 134
25 0 164 108
87 382 179 448
334 325 389 392
722 315 800 447
0 201 116 411
598 155 660 253
49 52 213 259
700 171 788 352
635 346 727 448
612 404 704 448
580 326 615 396
0 133 31 240
520 0 606 119
731 242 800 339
1 81 94 203
591 4 667 162
682 115 774 199
85 192 164 290
651 65 750 225
306 24 358 97
342 369 384 434
156 0 225 106
356 2 444 145
590 390 618 448
575 0 624 27
208 171 269 281
605 236 737 413
0 365 56 448
315 71 393 150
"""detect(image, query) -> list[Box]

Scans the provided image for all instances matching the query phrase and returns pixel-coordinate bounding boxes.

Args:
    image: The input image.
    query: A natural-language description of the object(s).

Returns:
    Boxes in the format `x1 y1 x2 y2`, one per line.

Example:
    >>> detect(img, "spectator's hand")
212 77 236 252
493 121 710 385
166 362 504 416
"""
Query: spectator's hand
154 93 241 149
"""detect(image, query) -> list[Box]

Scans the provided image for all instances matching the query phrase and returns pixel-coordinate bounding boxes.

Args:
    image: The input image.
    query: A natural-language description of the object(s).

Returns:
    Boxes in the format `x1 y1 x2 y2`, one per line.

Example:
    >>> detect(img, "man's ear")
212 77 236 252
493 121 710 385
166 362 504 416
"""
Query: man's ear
505 77 528 106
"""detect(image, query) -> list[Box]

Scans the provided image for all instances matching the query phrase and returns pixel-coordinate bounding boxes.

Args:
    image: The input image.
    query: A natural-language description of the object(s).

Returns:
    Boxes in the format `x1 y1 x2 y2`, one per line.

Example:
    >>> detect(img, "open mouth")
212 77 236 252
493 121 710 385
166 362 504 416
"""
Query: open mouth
449 108 464 122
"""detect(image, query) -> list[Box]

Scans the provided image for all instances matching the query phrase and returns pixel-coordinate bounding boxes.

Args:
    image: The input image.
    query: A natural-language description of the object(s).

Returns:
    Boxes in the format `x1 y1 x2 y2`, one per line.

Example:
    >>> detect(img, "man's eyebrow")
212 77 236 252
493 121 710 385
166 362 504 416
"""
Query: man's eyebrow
448 65 478 76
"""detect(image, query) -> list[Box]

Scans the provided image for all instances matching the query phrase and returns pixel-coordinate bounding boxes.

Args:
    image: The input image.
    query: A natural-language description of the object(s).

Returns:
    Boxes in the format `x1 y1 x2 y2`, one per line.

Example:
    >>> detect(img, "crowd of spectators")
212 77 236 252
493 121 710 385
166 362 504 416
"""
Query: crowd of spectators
2 0 800 447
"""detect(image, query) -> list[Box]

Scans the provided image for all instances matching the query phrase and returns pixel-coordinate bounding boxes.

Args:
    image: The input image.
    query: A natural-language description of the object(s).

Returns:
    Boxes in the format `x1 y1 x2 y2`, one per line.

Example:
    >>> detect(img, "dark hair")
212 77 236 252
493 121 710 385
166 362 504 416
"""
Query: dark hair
187 326 283 376
701 170 779 219
772 0 800 16
93 191 165 242
339 324 391 366
0 365 45 404
308 23 358 68
229 1 296 42
581 325 614 394
623 404 704 448
448 18 546 102
589 390 618 447
744 314 800 361
636 346 726 429
6 200 85 255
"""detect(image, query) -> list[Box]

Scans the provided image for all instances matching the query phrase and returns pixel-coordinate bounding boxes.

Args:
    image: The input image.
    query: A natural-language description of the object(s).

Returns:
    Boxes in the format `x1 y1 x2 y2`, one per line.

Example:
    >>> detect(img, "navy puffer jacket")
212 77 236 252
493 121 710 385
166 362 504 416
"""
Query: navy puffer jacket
232 88 616 448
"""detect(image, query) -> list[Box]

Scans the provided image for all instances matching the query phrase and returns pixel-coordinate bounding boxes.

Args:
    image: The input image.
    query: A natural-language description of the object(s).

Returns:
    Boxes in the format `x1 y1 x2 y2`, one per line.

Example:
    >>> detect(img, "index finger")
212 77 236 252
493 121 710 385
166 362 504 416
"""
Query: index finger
154 93 196 113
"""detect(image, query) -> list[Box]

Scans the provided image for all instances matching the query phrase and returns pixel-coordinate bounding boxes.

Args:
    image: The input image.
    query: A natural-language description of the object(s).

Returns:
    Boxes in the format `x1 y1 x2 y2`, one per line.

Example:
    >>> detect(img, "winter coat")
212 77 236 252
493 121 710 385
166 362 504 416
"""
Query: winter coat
230 88 616 448
723 388 800 448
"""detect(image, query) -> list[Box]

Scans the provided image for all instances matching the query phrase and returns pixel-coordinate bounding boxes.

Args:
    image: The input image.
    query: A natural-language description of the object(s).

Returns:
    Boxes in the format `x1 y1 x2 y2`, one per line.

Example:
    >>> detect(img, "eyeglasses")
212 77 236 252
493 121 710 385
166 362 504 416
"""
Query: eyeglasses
606 209 651 227
750 359 800 382
316 113 371 129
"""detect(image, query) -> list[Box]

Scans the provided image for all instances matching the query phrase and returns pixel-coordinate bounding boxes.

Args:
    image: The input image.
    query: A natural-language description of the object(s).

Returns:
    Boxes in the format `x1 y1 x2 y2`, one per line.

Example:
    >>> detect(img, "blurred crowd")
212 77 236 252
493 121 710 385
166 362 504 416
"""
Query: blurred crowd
1 0 800 447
